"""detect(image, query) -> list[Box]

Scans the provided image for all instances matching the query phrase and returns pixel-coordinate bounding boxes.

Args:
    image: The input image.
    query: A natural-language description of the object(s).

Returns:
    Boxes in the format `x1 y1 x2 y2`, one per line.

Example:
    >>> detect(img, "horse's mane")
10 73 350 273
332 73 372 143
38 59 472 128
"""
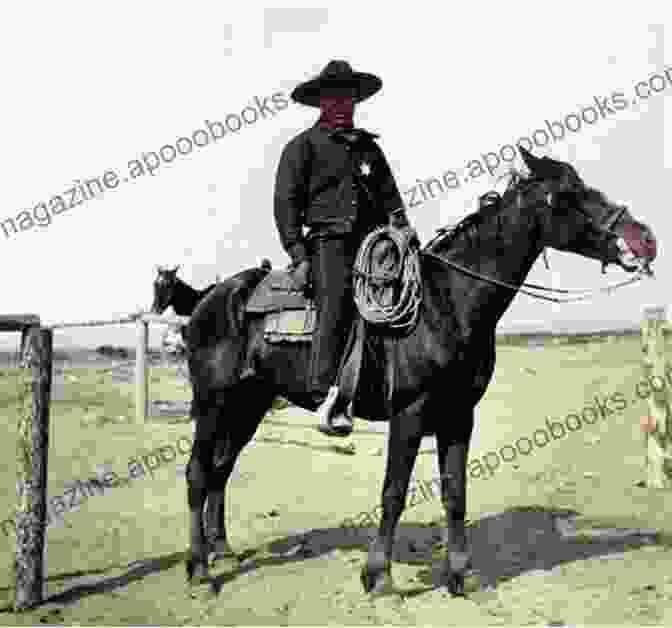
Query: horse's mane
425 168 536 252
167 272 217 298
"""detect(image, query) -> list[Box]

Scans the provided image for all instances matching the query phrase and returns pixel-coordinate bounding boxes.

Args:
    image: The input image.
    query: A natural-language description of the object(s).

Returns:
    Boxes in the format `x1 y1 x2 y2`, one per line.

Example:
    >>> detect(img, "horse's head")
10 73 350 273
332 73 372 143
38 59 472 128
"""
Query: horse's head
152 265 181 314
518 146 657 273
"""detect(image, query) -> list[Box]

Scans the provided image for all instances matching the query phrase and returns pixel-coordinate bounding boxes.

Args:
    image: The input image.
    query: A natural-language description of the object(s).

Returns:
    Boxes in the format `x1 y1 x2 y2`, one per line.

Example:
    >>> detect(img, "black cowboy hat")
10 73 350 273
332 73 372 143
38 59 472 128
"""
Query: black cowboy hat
291 60 382 107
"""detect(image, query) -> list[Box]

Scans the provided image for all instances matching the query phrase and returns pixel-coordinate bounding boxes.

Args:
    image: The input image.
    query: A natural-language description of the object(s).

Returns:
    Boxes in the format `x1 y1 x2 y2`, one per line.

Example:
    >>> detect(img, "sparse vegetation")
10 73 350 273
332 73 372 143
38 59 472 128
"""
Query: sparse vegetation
0 333 670 624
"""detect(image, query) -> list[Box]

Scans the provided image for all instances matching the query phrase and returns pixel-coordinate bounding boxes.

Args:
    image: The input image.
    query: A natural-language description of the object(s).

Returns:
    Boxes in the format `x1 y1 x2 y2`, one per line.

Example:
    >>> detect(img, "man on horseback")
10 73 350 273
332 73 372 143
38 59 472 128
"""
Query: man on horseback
274 60 414 437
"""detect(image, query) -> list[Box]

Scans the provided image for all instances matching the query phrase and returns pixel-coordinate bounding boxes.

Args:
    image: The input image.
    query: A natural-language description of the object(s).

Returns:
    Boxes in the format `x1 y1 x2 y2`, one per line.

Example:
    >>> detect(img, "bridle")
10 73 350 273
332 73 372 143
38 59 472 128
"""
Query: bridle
562 193 629 274
421 183 648 304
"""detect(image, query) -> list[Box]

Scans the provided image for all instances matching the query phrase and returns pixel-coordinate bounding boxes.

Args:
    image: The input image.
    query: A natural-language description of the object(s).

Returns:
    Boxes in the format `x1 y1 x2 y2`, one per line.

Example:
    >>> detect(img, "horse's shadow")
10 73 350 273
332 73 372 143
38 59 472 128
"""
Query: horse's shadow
213 506 658 594
15 506 659 608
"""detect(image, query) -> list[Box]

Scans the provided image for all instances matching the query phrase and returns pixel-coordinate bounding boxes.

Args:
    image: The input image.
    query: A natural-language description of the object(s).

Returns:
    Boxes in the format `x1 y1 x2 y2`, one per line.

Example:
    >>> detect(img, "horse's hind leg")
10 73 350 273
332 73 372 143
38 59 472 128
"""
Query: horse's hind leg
204 379 276 566
186 402 217 585
205 468 236 565
435 410 474 596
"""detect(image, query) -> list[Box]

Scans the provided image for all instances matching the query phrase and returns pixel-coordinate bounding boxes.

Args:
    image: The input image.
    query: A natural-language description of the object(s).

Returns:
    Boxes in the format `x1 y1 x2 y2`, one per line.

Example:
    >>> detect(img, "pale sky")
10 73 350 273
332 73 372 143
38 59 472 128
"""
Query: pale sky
0 2 670 349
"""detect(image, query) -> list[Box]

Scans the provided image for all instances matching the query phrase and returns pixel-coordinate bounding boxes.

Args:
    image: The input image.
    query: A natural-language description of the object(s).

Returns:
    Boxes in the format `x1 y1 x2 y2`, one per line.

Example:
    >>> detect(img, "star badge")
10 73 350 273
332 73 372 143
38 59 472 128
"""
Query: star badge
360 162 371 176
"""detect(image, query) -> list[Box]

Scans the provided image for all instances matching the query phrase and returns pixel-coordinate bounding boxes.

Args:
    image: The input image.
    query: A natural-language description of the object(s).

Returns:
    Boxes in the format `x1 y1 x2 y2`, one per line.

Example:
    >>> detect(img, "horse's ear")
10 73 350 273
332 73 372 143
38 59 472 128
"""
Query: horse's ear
518 145 539 172
519 146 560 181
172 265 181 273
155 265 163 273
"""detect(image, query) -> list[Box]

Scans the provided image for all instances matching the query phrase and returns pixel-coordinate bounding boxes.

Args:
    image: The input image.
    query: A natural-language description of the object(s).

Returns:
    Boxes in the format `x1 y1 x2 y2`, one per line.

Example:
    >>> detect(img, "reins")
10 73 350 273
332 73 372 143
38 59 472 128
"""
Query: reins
353 220 648 335
420 168 649 304
420 248 646 304
352 168 651 331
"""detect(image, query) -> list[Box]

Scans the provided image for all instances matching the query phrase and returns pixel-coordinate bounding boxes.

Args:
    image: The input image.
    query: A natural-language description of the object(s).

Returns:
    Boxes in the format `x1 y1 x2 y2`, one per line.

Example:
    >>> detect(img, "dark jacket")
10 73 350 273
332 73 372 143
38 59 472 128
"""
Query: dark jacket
274 123 404 265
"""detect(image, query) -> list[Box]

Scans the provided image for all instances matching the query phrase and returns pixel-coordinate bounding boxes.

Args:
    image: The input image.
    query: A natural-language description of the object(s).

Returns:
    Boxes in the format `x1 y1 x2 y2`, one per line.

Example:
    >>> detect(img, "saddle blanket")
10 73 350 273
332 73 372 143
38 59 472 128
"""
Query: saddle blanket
244 269 315 342
245 270 307 314
263 307 315 343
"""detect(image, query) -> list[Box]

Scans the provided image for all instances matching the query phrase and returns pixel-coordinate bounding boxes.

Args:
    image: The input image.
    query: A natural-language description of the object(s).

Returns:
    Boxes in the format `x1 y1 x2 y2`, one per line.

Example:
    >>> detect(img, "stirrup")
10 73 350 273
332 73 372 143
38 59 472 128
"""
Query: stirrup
315 386 353 437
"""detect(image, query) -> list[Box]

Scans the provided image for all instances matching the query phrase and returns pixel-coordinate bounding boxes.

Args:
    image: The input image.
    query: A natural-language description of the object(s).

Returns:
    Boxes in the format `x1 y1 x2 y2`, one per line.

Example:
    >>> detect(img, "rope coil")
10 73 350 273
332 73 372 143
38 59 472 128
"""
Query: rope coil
353 226 423 331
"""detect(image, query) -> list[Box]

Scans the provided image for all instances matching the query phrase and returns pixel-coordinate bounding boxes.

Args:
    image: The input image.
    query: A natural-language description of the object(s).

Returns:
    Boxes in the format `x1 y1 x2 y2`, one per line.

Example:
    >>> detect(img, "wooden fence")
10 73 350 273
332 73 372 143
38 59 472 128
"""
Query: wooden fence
46 312 190 423
1 315 50 611
2 311 188 610
3 307 672 610
641 306 672 488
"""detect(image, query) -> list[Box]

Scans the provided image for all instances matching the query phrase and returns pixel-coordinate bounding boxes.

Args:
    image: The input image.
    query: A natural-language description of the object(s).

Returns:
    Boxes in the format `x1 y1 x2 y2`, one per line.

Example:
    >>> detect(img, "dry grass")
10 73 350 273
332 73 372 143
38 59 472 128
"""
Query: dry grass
0 335 671 624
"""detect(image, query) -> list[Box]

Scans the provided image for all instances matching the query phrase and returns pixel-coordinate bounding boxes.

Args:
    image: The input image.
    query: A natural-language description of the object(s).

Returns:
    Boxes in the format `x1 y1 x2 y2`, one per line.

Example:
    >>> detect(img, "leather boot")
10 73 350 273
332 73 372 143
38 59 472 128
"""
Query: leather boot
314 386 353 437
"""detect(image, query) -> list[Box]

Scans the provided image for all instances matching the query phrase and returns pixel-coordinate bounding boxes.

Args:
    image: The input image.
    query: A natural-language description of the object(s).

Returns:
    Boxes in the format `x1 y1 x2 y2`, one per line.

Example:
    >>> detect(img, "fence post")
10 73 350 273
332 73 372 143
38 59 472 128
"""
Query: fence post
641 305 672 488
14 326 52 611
19 327 29 358
135 318 148 423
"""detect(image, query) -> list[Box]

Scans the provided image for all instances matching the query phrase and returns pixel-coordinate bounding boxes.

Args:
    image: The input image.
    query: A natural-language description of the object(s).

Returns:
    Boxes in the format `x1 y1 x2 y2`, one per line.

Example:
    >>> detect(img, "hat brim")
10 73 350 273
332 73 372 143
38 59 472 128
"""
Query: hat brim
291 72 382 107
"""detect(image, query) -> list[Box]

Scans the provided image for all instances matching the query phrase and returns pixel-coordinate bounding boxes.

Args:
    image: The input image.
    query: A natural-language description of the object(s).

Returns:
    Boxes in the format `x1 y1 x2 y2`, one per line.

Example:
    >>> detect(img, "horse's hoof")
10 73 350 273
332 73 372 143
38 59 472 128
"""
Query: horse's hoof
443 551 471 596
186 559 210 586
360 566 395 596
443 571 465 597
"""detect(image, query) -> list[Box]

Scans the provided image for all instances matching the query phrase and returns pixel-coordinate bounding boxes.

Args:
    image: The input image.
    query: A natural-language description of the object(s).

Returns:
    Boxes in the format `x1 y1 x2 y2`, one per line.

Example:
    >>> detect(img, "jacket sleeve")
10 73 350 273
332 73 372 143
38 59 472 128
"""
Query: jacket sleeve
274 134 310 265
372 143 404 217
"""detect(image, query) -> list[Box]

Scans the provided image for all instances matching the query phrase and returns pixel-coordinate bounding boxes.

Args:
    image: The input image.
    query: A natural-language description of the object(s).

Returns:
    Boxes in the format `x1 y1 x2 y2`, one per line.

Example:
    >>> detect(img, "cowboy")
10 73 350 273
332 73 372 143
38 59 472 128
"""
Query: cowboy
274 60 414 437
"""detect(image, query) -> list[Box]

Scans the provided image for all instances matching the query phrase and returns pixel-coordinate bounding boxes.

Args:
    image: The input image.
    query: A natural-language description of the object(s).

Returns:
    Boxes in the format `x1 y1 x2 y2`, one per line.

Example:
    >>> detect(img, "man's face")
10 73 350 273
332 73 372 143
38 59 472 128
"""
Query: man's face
319 91 356 126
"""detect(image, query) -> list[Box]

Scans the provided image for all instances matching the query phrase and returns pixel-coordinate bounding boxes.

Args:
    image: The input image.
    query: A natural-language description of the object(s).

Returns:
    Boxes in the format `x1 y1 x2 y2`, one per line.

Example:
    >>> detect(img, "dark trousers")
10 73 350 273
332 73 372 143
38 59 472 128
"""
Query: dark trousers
308 234 360 397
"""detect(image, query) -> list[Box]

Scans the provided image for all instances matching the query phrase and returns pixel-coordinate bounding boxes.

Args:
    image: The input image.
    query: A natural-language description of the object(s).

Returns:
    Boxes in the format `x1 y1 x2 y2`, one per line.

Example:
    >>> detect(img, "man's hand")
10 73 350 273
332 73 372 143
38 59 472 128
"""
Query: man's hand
389 209 419 246
291 259 311 292
388 208 409 229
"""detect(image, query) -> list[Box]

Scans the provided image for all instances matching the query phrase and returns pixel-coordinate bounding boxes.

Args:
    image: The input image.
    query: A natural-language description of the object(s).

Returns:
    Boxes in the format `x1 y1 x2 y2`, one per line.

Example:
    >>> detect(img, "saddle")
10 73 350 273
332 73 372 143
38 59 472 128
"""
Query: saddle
242 229 418 419
244 270 315 342
243 265 373 414
244 225 419 345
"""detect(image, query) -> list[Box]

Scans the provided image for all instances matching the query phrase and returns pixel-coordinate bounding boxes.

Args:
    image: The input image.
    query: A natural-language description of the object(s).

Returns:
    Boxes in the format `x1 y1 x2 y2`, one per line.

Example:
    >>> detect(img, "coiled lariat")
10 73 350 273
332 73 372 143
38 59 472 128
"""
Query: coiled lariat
352 226 422 331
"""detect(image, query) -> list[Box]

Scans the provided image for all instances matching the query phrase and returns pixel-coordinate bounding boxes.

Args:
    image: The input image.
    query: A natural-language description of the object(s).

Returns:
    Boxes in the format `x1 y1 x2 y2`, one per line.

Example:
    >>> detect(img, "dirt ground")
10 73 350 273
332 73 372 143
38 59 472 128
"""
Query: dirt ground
1 336 672 625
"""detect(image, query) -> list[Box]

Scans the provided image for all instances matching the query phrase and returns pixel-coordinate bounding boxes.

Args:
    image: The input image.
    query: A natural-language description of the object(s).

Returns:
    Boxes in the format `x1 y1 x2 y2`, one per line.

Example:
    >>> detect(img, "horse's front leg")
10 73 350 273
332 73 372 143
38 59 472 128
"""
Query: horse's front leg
435 414 474 596
361 401 424 595
205 482 236 565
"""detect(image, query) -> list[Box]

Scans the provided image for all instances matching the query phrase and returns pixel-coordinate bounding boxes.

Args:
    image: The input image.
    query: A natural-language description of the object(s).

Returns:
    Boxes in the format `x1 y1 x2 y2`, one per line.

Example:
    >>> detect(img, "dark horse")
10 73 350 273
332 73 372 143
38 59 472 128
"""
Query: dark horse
184 148 657 595
151 265 217 319
151 266 218 344
152 263 271 320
